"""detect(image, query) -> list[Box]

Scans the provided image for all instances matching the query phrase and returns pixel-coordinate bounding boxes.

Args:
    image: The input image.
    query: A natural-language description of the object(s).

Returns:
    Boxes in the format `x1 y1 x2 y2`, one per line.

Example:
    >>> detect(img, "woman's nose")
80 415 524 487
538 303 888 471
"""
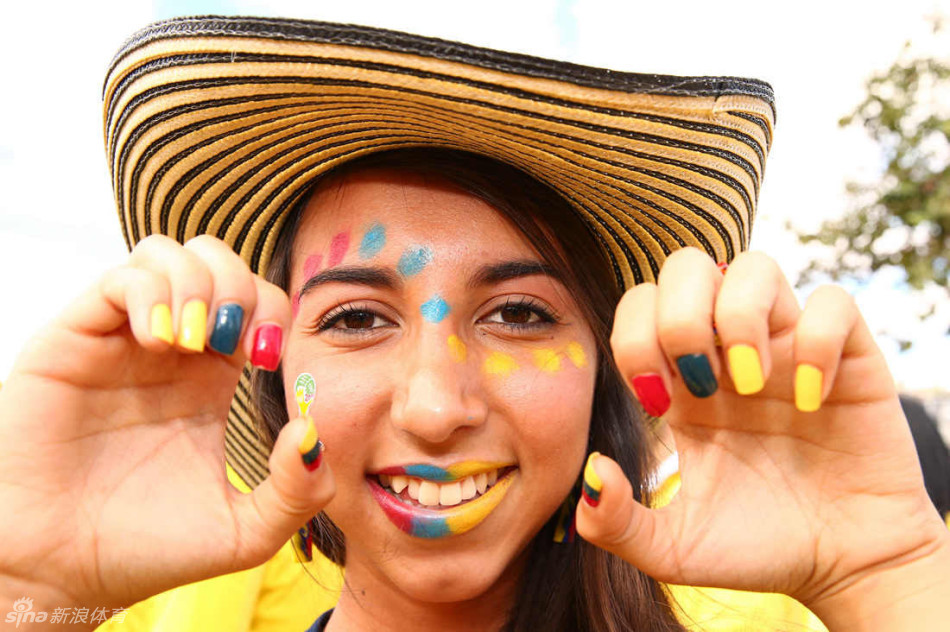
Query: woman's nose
389 335 486 444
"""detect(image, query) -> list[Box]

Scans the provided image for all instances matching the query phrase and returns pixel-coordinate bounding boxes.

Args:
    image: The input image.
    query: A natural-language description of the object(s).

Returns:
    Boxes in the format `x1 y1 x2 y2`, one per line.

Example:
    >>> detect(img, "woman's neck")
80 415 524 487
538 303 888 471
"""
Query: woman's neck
326 554 521 632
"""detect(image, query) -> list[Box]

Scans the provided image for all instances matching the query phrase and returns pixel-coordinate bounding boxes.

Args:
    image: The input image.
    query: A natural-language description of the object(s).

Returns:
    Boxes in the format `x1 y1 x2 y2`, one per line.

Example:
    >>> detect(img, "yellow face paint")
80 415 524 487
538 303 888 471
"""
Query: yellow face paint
532 348 561 373
294 373 316 417
447 335 467 363
483 351 519 376
565 341 587 368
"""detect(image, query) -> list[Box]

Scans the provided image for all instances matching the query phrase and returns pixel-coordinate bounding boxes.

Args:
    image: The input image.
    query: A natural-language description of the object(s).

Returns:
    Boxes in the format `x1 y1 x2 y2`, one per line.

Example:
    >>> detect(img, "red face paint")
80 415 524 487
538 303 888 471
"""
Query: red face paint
303 254 323 280
328 231 350 267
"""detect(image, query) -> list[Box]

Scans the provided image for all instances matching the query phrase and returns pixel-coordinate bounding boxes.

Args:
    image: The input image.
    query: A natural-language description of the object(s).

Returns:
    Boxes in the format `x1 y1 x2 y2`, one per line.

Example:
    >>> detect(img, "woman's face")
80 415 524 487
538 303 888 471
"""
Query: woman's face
281 168 596 605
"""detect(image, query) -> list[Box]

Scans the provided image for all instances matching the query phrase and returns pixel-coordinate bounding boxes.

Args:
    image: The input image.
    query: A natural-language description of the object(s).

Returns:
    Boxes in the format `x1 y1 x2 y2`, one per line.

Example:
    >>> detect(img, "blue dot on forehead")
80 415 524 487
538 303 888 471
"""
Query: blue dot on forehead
397 246 432 277
359 223 386 259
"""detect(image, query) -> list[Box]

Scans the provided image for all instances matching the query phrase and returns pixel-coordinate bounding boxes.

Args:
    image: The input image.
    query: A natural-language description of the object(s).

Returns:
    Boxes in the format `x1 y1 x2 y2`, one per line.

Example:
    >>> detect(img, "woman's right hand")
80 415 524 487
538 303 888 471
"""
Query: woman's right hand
0 235 335 615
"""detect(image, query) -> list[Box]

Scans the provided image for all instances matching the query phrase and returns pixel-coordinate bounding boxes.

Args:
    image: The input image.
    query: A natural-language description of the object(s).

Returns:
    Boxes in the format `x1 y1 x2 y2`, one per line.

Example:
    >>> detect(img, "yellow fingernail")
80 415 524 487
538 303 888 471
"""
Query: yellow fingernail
178 300 207 352
150 304 174 344
728 344 764 395
795 364 823 412
298 416 318 454
582 452 603 506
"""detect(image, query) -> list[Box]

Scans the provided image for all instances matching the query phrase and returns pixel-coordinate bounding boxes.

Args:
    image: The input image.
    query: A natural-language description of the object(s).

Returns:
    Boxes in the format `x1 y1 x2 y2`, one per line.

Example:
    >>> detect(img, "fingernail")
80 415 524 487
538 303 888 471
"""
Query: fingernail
676 353 718 398
150 304 174 344
178 300 207 351
795 364 823 412
630 374 671 417
728 344 764 395
299 416 323 471
293 522 313 562
582 452 603 507
209 303 244 355
251 323 282 371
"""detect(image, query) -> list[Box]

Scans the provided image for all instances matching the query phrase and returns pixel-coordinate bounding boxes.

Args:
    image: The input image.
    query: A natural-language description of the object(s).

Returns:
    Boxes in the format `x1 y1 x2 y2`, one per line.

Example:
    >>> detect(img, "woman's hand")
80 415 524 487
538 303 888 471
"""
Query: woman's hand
0 235 334 614
576 248 950 626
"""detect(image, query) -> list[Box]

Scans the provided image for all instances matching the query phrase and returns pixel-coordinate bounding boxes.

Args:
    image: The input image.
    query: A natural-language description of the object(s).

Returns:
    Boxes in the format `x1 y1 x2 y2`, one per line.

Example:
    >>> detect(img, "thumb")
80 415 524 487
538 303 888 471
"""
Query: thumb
575 452 678 582
233 415 335 565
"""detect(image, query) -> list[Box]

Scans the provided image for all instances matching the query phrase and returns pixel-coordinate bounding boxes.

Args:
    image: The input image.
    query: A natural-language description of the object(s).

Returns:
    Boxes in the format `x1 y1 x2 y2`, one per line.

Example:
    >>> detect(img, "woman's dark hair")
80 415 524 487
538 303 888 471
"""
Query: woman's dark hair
252 148 685 631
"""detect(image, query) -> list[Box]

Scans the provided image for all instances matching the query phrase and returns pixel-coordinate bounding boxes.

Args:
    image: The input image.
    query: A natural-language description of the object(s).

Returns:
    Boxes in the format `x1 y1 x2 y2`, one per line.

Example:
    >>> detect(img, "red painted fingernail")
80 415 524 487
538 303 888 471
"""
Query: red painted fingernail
717 261 729 275
631 374 671 417
251 324 283 371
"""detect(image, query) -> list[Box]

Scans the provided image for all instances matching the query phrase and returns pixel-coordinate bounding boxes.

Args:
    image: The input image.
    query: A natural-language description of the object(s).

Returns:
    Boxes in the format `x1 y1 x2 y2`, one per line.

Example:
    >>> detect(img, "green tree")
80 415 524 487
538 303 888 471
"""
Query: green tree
795 17 949 347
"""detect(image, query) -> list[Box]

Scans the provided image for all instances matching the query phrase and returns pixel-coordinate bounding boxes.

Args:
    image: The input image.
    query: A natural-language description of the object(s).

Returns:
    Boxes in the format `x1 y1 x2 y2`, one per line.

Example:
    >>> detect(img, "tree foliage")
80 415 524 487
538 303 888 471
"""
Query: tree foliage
795 18 949 343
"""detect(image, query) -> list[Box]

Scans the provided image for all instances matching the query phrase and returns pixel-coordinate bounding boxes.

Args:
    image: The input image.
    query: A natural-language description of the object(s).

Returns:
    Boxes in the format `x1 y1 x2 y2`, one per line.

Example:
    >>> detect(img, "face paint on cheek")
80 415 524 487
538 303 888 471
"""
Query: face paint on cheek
328 231 350 267
483 351 519 376
397 246 432 277
420 295 451 323
447 335 467 363
359 223 386 259
532 349 561 373
566 341 588 368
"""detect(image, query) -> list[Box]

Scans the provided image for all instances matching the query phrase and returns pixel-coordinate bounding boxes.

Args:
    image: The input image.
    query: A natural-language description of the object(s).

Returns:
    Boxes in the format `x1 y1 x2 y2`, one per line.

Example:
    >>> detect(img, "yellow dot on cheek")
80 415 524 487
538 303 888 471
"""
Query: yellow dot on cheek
447 335 467 363
566 342 587 368
483 351 519 376
532 349 561 373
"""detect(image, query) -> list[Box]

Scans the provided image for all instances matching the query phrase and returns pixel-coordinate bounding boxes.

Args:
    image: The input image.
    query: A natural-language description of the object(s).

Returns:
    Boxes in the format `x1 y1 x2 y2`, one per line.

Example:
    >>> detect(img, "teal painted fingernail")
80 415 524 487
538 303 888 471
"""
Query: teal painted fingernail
676 353 717 398
209 303 244 355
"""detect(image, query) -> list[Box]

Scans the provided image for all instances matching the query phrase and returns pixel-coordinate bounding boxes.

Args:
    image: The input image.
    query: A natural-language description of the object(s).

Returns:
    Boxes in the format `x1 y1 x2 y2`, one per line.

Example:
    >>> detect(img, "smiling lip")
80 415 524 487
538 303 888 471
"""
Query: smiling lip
369 466 516 539
375 461 511 481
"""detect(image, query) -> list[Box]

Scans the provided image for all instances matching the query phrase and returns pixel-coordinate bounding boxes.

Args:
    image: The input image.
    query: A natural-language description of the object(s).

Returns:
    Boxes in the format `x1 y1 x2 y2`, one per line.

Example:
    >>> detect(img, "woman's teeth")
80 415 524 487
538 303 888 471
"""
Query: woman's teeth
378 470 502 507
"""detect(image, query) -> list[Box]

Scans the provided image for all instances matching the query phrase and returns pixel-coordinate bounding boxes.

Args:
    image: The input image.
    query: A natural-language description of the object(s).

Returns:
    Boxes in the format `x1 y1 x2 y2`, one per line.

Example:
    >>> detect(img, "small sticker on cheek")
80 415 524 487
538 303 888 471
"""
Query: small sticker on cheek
359 223 386 259
447 335 467 363
566 342 588 368
484 351 519 376
294 373 317 417
420 295 451 323
532 349 561 373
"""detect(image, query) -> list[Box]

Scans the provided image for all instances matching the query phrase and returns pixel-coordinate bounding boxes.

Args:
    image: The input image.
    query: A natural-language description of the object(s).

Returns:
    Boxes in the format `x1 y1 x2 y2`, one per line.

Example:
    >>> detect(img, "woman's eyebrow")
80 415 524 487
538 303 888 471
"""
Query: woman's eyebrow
468 260 560 288
298 265 401 298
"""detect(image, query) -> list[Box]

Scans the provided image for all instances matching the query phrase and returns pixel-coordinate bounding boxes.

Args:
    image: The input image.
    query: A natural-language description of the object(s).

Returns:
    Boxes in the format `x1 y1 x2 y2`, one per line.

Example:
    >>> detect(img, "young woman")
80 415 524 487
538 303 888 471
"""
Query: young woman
0 16 947 632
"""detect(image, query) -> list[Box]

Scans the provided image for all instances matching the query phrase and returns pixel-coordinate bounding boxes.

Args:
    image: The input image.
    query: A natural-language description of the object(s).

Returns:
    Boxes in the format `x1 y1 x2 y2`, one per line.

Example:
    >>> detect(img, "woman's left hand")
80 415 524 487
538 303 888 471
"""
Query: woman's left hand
575 248 950 626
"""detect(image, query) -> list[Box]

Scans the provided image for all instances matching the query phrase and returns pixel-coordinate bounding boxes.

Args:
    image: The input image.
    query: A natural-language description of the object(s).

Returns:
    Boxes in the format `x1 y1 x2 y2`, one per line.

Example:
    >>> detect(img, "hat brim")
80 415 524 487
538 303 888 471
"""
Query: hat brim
104 15 775 488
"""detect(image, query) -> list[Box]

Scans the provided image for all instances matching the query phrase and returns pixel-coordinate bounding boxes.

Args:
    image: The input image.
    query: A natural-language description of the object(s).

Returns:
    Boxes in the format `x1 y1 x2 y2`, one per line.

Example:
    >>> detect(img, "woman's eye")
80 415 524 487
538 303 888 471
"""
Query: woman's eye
318 306 393 333
497 305 540 325
482 299 557 329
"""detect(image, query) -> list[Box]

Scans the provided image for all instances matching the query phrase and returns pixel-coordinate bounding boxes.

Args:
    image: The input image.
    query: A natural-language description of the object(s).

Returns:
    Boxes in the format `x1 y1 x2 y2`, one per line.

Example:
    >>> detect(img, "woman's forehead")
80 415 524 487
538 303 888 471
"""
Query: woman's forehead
292 168 534 259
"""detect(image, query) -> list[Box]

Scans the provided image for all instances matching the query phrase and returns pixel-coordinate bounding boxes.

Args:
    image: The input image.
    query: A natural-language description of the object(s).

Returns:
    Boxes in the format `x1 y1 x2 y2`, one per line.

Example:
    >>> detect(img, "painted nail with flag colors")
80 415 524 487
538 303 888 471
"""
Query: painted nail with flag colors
582 452 603 507
299 417 324 472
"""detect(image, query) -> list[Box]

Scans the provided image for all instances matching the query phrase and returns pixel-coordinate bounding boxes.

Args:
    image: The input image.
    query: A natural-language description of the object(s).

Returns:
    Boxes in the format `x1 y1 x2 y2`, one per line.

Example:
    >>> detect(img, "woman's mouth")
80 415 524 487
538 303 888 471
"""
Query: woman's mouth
368 463 516 538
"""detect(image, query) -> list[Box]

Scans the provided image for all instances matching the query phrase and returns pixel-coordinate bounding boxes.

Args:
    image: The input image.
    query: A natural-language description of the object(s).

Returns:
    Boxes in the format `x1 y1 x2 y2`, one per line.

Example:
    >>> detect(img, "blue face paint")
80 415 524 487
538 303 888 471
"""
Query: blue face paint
359 223 386 259
397 246 432 277
420 295 451 323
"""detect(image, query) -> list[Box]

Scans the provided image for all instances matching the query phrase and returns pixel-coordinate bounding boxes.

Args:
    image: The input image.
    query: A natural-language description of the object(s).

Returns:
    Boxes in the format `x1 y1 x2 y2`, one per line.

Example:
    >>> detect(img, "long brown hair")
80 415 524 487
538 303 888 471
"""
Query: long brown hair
253 148 684 631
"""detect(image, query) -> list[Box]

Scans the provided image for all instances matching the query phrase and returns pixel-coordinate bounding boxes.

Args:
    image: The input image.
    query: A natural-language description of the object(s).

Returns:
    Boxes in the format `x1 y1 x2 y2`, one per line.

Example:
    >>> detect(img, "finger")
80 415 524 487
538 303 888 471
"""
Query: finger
793 285 883 412
656 248 723 399
183 236 258 359
56 265 172 350
575 453 677 583
129 235 213 353
233 415 335 564
714 251 801 395
243 275 293 372
611 283 674 417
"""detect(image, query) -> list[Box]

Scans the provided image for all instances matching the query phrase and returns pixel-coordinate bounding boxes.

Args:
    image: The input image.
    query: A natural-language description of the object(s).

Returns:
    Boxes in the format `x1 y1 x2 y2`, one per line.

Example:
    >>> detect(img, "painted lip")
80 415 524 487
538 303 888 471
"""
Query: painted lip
374 461 513 482
369 469 516 539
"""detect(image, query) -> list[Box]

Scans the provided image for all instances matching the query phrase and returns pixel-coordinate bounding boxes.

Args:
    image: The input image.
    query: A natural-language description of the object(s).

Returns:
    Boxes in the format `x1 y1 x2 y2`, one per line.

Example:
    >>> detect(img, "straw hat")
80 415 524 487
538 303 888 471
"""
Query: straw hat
103 15 775 488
